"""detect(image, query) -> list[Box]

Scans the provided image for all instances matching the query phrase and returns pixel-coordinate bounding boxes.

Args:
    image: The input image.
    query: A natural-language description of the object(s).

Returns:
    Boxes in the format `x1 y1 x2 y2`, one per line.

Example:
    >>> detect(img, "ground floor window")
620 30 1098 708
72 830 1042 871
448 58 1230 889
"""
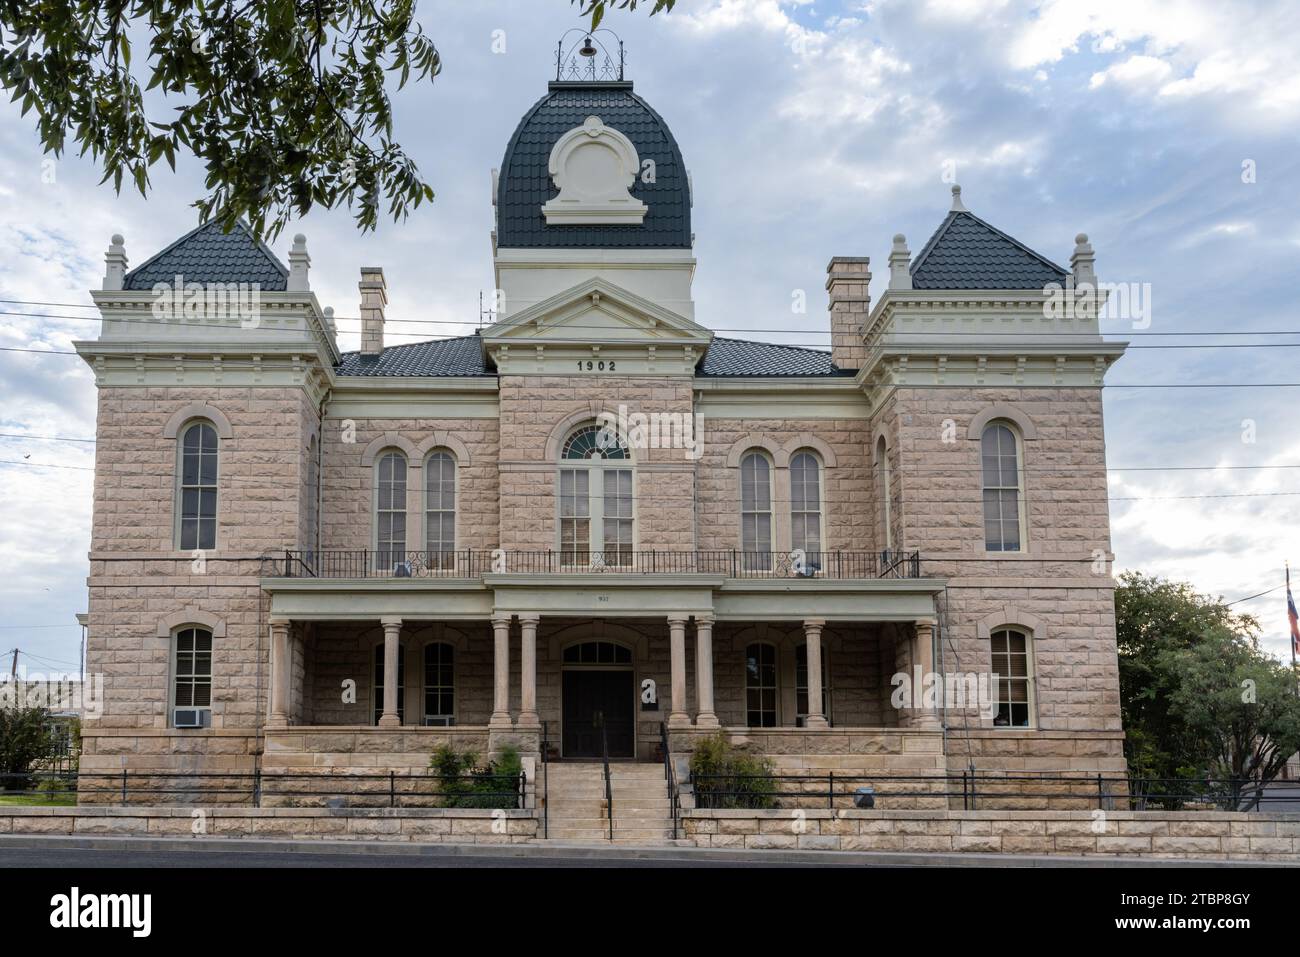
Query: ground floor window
173 627 212 717
423 642 455 725
745 642 778 727
990 628 1032 727
795 643 830 726
373 642 406 725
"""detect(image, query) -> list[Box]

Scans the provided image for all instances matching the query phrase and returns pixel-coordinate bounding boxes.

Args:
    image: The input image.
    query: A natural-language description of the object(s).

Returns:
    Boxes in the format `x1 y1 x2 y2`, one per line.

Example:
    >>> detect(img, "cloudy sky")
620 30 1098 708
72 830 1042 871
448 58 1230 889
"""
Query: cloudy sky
1 0 1298 674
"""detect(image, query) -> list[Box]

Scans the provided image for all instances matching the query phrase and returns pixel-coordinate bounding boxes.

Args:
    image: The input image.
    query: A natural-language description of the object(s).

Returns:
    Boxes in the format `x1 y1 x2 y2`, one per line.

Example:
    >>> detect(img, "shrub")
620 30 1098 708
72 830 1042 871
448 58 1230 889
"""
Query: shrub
689 732 776 810
429 744 523 809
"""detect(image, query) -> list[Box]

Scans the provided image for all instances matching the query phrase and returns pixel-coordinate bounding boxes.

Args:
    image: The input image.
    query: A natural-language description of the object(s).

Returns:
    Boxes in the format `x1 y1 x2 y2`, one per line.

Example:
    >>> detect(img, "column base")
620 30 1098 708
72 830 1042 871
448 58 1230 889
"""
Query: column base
266 715 290 730
377 715 401 728
515 712 540 730
694 712 720 729
803 715 829 730
489 713 514 730
667 712 691 729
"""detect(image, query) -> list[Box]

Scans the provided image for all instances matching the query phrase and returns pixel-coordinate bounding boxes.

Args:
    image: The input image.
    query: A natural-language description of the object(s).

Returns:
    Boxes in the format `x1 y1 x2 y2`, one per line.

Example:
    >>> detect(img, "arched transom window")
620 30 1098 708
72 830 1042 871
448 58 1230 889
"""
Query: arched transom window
558 424 633 567
177 421 218 550
981 423 1025 552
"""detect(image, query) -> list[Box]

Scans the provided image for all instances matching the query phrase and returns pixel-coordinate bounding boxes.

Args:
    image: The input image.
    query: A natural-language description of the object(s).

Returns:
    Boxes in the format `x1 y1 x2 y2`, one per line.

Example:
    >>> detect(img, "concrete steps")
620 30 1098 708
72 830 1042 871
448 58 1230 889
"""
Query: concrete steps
542 762 676 844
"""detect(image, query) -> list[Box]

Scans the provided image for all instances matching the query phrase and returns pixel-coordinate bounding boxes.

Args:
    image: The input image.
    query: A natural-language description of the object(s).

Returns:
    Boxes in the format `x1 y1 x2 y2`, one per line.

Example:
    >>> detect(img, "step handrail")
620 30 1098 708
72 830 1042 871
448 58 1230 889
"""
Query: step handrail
659 721 680 841
540 720 550 840
600 721 613 841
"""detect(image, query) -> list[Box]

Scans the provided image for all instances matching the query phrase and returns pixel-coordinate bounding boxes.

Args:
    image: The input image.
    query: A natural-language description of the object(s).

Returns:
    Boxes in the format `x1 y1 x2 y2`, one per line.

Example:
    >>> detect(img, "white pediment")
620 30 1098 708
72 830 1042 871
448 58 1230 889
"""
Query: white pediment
480 278 711 376
542 116 648 226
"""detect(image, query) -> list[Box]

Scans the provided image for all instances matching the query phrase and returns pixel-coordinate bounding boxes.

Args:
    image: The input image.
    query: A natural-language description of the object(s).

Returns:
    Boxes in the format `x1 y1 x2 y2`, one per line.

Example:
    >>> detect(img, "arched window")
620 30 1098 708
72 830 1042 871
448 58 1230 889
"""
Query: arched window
177 421 218 550
745 642 778 727
423 642 455 726
558 424 632 567
876 435 892 551
790 451 823 557
981 423 1025 552
373 641 406 725
740 452 772 571
989 628 1033 727
172 627 213 726
375 451 407 571
425 451 456 570
796 643 830 727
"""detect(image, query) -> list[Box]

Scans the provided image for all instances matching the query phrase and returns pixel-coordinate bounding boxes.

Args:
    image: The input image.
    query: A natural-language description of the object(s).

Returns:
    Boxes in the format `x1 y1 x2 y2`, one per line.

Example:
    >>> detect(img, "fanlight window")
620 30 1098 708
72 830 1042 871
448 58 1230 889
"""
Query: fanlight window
562 641 633 665
562 424 629 460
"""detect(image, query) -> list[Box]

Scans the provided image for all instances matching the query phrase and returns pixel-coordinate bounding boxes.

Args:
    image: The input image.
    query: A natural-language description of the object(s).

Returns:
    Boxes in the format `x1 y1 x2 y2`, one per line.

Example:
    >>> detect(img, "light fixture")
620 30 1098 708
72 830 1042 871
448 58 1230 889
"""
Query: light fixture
579 36 598 57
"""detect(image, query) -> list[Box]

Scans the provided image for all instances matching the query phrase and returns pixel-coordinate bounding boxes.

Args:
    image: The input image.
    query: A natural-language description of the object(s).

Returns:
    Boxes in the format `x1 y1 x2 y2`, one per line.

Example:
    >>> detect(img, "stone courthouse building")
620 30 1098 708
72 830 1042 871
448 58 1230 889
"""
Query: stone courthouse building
74 55 1130 807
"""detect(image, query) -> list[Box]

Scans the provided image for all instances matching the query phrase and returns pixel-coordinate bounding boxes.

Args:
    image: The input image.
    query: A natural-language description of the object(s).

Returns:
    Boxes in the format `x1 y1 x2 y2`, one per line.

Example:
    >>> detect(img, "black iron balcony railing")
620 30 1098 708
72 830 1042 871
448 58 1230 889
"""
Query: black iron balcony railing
262 549 922 581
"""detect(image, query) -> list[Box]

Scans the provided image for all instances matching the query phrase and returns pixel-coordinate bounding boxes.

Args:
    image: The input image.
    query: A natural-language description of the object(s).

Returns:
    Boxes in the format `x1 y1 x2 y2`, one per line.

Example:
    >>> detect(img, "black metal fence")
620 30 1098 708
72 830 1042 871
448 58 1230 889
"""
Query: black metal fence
0 769 526 810
689 771 1300 812
263 549 922 581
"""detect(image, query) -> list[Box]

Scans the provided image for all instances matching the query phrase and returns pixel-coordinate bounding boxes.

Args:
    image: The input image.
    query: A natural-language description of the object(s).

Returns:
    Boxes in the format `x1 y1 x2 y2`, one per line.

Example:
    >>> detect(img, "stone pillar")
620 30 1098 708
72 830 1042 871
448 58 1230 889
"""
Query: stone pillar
268 618 292 728
378 617 402 727
803 618 828 729
667 615 690 728
913 620 941 730
518 614 540 729
694 616 719 729
490 615 513 729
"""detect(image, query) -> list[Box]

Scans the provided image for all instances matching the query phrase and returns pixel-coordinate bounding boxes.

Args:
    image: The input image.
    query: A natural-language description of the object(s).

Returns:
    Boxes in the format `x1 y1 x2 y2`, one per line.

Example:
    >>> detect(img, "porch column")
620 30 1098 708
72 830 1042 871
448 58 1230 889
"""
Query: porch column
268 618 292 728
913 620 941 730
694 616 719 729
490 615 513 729
518 614 540 728
378 617 402 727
803 618 828 729
667 615 690 727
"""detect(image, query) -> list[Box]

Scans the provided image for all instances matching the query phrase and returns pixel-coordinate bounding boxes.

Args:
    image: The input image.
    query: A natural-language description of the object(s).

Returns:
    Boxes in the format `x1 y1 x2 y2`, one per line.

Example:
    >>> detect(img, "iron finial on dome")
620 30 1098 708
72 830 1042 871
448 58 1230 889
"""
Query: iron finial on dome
555 27 625 82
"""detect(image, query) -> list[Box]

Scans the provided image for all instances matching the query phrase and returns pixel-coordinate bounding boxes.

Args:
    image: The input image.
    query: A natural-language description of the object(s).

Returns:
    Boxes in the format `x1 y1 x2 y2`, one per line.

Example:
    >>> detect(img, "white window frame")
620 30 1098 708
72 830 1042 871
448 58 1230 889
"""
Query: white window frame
744 641 779 728
373 450 408 571
981 422 1027 553
789 450 825 559
556 425 635 567
424 450 457 570
169 626 214 723
740 451 774 571
422 641 456 726
989 628 1036 728
175 420 219 551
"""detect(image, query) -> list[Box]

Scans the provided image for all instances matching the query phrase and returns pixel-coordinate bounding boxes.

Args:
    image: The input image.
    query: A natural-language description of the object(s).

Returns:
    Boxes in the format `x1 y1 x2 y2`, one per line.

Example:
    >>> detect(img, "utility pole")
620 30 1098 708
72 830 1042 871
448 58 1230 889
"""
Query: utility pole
9 647 17 682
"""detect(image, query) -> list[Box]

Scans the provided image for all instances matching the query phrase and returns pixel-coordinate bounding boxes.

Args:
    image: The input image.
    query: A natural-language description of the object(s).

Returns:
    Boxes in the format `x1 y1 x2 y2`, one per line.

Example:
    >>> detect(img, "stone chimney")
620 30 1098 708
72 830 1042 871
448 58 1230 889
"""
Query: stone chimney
1070 233 1096 288
359 267 387 356
826 257 871 370
287 234 311 292
103 234 128 290
888 234 912 291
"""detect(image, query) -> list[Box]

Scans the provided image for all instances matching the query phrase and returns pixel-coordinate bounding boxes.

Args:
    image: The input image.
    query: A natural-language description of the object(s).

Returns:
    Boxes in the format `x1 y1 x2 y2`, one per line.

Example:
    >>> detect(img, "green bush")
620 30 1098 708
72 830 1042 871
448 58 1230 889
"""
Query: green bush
429 744 522 809
689 732 776 810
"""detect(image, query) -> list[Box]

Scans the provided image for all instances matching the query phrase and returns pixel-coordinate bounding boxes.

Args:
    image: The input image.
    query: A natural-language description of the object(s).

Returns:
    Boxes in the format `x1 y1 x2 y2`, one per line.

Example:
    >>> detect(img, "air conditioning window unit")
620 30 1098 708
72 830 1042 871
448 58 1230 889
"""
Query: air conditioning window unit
173 709 211 728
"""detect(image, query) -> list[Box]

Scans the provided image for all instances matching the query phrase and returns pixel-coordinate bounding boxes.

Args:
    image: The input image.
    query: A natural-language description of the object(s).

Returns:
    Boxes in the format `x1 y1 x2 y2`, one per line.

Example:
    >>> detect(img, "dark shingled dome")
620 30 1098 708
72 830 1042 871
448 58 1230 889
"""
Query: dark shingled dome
910 210 1068 291
122 220 288 291
496 81 691 249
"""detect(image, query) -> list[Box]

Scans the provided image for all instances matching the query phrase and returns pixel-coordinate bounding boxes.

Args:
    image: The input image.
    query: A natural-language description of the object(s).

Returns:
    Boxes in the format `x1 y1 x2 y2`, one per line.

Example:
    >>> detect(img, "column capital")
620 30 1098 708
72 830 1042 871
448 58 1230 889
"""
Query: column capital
667 614 690 627
803 618 826 636
268 618 292 631
491 614 513 628
380 616 403 629
914 619 936 636
693 614 715 629
518 613 541 627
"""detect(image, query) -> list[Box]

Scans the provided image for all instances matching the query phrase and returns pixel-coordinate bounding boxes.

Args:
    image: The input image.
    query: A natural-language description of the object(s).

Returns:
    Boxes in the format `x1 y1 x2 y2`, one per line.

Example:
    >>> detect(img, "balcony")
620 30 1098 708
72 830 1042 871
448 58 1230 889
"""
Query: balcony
261 549 923 581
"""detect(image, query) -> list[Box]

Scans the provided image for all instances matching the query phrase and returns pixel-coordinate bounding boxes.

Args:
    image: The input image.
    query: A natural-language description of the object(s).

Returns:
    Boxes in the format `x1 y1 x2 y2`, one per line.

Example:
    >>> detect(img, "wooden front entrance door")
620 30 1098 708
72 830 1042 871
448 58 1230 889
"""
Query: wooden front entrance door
562 670 635 758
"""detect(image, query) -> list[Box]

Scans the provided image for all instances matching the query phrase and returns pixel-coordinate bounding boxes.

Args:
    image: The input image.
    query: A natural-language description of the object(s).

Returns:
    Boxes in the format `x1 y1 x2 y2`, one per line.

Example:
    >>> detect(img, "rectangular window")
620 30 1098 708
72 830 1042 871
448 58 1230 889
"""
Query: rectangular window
982 425 1023 552
740 455 772 571
990 629 1031 727
559 468 590 564
790 453 822 557
174 628 212 711
425 453 455 570
602 469 633 567
376 454 407 571
423 644 455 726
745 643 778 727
179 424 218 550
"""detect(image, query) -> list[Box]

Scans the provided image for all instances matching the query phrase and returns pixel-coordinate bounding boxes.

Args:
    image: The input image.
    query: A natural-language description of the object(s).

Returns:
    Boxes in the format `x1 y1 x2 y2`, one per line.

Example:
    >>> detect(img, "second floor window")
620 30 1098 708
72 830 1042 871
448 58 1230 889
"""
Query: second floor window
790 451 822 556
376 452 407 569
425 451 456 568
740 452 772 569
559 424 632 566
981 423 1024 552
178 421 218 550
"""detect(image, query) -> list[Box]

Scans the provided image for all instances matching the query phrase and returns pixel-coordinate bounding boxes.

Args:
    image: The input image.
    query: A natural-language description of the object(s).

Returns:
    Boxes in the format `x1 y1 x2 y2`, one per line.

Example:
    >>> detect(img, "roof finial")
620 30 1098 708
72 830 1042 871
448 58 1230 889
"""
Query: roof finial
888 234 913 291
287 233 311 292
103 233 128 291
950 184 968 213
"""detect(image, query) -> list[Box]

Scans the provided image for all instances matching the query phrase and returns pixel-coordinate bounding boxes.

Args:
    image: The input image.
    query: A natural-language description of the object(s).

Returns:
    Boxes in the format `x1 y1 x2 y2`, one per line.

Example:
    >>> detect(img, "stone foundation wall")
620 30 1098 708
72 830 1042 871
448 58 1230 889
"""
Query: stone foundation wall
0 807 538 842
683 809 1300 860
